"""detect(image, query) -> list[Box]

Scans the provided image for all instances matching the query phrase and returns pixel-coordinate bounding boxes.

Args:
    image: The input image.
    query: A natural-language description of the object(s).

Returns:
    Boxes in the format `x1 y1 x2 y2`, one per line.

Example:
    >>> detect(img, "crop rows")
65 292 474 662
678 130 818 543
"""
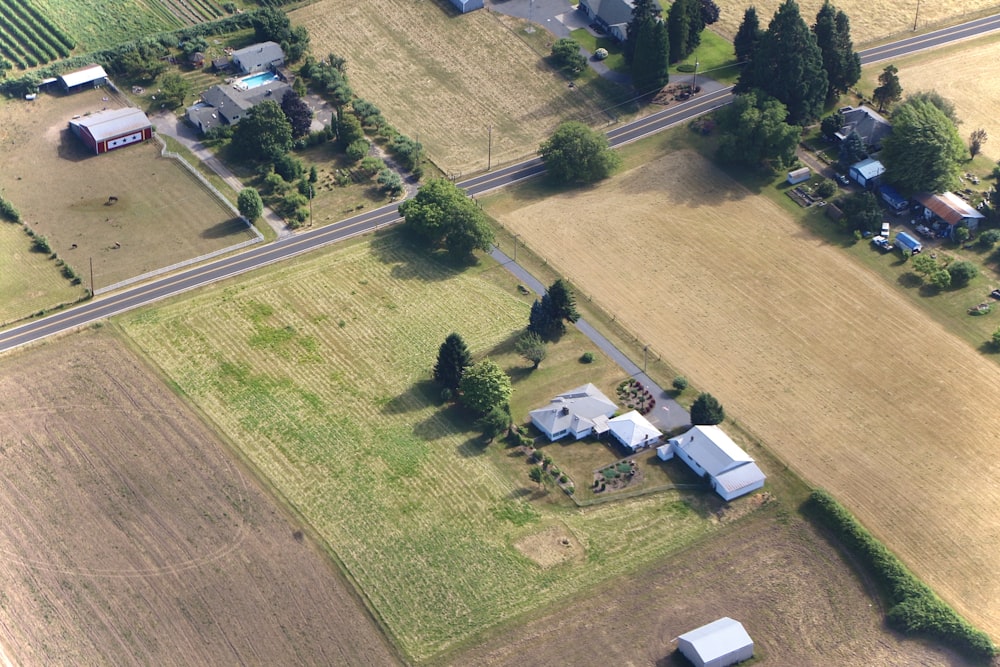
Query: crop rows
157 0 224 25
0 0 74 68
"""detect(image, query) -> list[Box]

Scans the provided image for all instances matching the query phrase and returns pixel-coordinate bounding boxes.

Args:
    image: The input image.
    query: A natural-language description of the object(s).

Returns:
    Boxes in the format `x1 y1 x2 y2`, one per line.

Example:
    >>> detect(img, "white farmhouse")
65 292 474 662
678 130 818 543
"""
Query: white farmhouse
529 384 616 442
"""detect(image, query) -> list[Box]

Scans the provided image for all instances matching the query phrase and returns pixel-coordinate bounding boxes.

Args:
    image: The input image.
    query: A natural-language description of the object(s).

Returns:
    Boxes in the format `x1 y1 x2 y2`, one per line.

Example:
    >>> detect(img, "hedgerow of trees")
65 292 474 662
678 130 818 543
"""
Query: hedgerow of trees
806 490 997 661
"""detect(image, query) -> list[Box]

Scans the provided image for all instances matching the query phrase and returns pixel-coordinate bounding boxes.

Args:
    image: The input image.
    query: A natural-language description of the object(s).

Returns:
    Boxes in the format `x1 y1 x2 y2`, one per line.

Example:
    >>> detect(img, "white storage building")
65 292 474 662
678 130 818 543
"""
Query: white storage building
677 617 754 667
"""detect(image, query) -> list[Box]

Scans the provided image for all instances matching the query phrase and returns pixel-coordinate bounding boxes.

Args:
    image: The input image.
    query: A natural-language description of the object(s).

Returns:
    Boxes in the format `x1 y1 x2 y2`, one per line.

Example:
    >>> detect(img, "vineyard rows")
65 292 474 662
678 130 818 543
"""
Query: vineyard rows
157 0 224 26
0 0 75 68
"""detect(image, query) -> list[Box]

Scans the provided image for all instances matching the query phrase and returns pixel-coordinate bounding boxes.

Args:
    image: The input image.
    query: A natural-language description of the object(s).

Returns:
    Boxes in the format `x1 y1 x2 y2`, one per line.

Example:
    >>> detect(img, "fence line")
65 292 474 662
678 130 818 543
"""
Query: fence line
94 136 264 295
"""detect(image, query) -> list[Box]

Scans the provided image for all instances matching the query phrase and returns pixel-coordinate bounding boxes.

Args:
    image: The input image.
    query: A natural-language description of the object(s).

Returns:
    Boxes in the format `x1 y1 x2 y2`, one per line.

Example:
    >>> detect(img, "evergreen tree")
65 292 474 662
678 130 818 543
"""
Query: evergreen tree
631 17 670 95
547 279 580 325
668 0 692 63
813 2 861 103
873 65 902 113
433 332 472 392
748 0 827 124
838 130 866 167
733 6 762 66
528 297 553 338
820 110 844 140
686 0 706 59
700 0 721 26
624 0 662 64
690 392 725 425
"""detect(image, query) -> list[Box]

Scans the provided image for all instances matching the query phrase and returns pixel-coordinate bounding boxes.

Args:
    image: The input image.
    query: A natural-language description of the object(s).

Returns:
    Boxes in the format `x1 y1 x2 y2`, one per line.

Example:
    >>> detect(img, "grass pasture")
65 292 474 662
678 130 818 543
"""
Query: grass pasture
485 148 1000 642
291 0 608 175
119 235 735 662
711 0 999 45
0 89 256 294
866 33 1000 160
0 221 86 326
0 330 399 666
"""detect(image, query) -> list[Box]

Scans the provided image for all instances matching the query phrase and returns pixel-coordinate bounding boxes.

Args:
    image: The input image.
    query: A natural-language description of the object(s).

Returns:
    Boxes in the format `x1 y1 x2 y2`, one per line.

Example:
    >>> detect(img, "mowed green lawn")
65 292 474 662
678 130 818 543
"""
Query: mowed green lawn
120 235 723 662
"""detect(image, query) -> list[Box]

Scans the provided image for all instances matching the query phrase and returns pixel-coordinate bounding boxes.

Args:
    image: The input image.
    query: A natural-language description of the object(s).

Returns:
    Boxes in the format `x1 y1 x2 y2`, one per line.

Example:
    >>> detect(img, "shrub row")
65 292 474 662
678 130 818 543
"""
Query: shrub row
805 489 997 660
0 196 20 223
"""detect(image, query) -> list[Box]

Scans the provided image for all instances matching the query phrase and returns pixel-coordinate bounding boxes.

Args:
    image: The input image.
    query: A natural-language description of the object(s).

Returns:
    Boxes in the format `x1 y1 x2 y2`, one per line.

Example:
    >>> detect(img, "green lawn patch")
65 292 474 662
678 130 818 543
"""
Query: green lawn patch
570 28 627 73
669 29 741 85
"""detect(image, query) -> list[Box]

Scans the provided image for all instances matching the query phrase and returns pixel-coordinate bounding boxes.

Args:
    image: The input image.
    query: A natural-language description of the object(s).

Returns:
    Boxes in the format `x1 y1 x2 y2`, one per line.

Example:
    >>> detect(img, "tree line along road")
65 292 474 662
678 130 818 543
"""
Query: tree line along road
1 13 999 355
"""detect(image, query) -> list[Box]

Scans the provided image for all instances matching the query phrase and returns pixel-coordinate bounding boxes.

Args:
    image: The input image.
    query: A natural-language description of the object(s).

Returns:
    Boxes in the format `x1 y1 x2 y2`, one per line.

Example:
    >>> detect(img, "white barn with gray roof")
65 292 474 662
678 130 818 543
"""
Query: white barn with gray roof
677 617 754 667
530 383 616 442
658 425 766 501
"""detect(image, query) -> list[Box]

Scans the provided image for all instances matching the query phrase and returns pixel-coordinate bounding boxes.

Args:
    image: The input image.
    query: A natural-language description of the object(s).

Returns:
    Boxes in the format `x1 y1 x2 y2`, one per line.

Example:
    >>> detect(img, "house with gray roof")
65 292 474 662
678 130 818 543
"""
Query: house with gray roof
530 383 617 442
835 105 892 151
186 78 291 134
232 41 285 74
578 0 636 42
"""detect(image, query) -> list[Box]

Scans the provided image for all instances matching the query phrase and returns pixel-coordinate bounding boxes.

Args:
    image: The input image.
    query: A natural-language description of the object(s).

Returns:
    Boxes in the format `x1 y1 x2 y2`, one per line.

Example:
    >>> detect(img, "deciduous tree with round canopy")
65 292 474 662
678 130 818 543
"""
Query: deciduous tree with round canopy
237 187 263 222
231 100 293 162
540 122 621 184
459 359 512 414
881 98 967 194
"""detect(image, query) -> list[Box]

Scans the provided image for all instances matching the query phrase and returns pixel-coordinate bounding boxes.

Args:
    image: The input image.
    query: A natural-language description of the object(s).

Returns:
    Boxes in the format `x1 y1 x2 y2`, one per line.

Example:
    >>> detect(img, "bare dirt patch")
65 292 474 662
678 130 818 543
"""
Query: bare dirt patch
449 509 970 667
0 330 398 666
291 0 605 174
0 90 255 290
514 523 584 568
712 0 998 45
489 150 1000 641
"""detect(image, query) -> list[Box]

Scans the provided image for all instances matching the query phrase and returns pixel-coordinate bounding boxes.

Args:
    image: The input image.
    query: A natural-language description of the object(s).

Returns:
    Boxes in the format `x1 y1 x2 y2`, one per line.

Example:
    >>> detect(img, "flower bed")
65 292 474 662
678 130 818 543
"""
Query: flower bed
616 378 655 415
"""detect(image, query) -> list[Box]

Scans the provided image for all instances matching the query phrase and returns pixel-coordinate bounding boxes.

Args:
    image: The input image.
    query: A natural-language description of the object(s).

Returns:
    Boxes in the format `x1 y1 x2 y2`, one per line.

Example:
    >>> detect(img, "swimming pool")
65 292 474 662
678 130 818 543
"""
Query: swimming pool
240 71 279 89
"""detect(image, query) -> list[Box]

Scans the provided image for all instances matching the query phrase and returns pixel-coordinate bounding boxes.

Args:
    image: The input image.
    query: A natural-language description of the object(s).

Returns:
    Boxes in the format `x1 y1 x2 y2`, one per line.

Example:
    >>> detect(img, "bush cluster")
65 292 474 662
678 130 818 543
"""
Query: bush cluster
0 196 20 223
806 490 996 660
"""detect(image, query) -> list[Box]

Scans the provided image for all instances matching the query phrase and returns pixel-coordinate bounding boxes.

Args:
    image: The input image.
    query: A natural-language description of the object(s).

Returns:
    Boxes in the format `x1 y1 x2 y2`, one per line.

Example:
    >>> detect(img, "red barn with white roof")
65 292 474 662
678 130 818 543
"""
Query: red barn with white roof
69 108 152 155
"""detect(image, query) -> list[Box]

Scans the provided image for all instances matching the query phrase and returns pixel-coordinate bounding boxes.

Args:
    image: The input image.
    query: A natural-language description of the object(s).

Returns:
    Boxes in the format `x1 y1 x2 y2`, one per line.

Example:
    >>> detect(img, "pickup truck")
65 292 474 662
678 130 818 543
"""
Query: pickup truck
871 235 893 252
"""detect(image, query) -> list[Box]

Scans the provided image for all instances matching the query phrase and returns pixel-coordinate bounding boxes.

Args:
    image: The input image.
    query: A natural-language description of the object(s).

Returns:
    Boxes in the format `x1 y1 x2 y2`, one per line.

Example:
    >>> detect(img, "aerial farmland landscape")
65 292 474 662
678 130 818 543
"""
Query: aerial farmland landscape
1 0 1000 666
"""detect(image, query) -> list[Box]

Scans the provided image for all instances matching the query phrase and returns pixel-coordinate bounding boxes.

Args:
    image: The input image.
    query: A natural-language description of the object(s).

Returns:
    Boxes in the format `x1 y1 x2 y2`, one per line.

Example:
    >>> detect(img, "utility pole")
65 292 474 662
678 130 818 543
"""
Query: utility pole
692 59 699 91
913 0 920 30
89 257 94 297
526 0 535 33
513 233 519 263
487 125 493 171
643 345 648 373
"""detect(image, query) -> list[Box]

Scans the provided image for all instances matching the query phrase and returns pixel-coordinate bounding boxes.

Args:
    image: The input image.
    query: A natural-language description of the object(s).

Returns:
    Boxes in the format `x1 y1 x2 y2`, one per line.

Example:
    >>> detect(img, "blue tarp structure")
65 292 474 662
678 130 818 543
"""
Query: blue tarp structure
895 231 923 253
450 0 484 12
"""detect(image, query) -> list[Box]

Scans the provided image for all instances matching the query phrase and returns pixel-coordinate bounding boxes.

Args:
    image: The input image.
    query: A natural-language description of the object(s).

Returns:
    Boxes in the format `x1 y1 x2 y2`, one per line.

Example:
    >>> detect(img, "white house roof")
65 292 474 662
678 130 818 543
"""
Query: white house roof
850 157 885 180
608 410 661 449
714 462 767 496
59 64 107 88
530 383 617 436
669 425 753 477
678 617 753 664
70 107 151 142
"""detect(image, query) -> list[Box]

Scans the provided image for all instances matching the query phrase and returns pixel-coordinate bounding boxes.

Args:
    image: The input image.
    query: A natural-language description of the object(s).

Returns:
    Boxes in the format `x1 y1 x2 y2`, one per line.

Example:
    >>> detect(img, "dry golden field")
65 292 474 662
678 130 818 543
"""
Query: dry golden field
488 150 1000 641
870 34 1000 160
0 330 399 666
291 0 605 175
0 89 255 291
712 0 998 44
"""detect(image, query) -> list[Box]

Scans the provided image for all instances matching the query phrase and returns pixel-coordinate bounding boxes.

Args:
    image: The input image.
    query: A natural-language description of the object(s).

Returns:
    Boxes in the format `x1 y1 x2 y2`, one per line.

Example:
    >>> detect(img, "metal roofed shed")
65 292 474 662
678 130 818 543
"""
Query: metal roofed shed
894 231 923 254
878 184 908 212
59 65 108 92
849 158 885 189
786 167 810 185
677 617 754 667
449 0 484 11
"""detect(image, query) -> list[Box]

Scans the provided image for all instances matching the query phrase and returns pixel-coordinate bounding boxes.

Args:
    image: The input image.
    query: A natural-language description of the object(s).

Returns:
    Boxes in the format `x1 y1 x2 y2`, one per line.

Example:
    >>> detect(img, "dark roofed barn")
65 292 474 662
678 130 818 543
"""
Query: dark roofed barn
69 108 152 154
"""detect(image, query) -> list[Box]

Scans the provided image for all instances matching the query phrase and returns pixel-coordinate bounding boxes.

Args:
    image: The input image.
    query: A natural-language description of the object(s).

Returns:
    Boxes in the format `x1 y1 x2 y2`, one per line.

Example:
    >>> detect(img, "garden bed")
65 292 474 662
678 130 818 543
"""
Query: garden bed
616 378 655 415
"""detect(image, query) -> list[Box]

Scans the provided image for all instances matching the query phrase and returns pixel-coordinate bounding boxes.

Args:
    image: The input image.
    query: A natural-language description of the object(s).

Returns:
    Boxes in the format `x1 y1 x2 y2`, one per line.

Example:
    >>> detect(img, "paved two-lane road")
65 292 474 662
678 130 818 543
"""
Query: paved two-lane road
3 13 999 354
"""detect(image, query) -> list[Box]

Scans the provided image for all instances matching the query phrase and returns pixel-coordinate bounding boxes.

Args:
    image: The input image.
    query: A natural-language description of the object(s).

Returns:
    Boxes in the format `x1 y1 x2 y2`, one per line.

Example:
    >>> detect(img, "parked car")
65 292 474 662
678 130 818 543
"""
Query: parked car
871 235 893 252
835 173 850 186
990 289 1000 300
881 222 890 237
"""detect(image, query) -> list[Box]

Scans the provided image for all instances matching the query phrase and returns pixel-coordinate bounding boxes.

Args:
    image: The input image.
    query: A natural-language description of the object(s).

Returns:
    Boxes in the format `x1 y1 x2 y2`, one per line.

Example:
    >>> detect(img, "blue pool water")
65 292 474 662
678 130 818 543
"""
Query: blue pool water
240 72 279 89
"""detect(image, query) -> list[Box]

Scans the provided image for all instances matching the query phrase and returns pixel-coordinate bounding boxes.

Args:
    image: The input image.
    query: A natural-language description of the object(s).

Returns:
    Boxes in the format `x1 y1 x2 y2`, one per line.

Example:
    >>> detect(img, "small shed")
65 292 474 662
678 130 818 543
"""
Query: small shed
608 410 662 452
914 191 985 236
849 158 885 189
189 51 205 68
59 64 108 93
894 231 923 254
786 167 811 185
677 617 754 667
449 0 484 11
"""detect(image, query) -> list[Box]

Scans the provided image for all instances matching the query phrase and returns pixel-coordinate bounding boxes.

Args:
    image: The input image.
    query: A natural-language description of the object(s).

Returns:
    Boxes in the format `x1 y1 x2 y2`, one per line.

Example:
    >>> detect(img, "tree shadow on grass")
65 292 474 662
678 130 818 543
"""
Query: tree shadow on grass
411 400 475 441
201 216 250 239
506 365 535 385
367 231 474 283
381 380 438 415
978 341 999 355
655 650 693 667
507 487 533 500
456 435 490 458
897 272 922 289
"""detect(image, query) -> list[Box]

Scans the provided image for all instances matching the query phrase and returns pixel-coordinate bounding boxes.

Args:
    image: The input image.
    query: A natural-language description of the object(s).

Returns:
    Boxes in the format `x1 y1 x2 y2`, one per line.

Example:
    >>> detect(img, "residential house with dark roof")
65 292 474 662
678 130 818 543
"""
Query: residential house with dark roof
578 0 636 42
835 105 892 151
186 79 291 134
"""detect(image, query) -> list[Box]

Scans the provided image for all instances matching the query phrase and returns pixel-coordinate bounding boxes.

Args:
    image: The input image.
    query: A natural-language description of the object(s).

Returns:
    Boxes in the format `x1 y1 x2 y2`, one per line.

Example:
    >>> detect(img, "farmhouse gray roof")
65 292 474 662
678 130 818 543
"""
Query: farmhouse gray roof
232 41 285 72
530 383 616 436
69 107 151 142
587 0 636 29
59 64 108 89
200 80 291 124
835 105 892 148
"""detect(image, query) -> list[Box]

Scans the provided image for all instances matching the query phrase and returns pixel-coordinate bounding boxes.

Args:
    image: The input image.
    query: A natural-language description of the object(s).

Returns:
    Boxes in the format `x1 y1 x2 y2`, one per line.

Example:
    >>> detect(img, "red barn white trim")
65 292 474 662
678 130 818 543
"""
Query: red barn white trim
69 108 152 155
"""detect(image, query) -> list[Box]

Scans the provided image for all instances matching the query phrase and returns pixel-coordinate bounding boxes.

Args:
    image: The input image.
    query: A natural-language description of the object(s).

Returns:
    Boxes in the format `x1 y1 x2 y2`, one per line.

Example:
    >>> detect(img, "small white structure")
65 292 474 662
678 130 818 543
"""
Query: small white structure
660 425 766 501
786 167 810 185
677 617 754 667
608 410 661 452
530 384 616 442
